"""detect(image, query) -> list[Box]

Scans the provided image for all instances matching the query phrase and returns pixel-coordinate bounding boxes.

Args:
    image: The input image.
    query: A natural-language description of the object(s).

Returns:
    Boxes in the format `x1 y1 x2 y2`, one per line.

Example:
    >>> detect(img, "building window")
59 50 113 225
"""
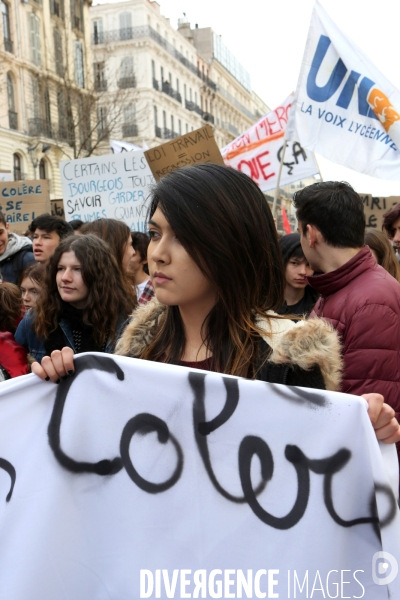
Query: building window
50 0 65 19
7 72 17 130
178 119 181 135
154 105 158 126
58 89 68 141
170 115 174 133
74 41 84 88
185 123 188 133
160 66 164 83
13 153 22 181
92 18 103 44
176 78 179 93
119 56 135 88
151 59 156 80
31 75 40 119
162 110 166 129
29 13 41 66
94 61 106 91
53 28 64 76
97 106 108 139
2 1 13 53
119 11 132 39
44 87 52 136
39 158 46 179
71 0 84 32
184 84 187 100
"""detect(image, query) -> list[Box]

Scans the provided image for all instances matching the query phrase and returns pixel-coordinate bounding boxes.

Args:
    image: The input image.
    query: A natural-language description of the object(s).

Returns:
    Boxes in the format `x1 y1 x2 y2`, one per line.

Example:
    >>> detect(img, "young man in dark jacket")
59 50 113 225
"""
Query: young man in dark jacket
294 182 400 450
0 212 35 284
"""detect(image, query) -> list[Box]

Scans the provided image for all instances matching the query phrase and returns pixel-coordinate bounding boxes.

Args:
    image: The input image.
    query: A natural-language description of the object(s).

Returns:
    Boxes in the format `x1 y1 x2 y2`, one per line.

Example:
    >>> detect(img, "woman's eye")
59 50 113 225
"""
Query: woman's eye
148 230 159 239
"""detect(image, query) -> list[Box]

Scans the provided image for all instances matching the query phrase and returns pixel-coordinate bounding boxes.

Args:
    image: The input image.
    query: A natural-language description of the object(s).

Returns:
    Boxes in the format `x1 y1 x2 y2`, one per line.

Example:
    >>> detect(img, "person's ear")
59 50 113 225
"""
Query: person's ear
306 224 321 248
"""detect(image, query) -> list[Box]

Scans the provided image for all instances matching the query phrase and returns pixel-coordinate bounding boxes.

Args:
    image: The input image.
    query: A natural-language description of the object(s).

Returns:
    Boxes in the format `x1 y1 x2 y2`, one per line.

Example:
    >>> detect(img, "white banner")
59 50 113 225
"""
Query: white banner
287 1 400 180
0 353 399 599
60 152 155 231
111 139 148 153
221 95 319 192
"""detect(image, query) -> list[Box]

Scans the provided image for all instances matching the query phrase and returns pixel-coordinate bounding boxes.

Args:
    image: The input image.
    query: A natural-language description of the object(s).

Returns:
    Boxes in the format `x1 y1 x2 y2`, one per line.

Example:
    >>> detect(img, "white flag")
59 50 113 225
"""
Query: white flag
110 139 144 153
286 1 400 180
222 95 318 192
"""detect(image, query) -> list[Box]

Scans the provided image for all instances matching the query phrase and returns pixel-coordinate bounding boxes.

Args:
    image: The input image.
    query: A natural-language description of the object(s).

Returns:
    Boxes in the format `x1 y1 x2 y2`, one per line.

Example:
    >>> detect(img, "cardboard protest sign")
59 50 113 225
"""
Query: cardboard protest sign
0 353 399 599
50 198 65 220
60 152 155 232
0 180 50 233
361 194 400 229
144 124 225 181
222 95 318 192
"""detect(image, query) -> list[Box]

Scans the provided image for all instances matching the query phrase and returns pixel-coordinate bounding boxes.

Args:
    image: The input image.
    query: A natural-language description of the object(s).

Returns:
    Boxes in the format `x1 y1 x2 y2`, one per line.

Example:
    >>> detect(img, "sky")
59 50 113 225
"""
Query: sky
95 0 400 196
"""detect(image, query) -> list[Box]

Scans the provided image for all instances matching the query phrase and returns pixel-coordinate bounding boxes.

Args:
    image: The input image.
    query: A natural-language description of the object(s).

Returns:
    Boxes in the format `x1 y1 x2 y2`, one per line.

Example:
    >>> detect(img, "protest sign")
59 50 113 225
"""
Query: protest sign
0 171 12 182
50 198 65 220
222 95 318 192
60 151 155 232
361 194 400 229
144 124 224 181
0 180 50 233
0 353 399 599
287 2 400 179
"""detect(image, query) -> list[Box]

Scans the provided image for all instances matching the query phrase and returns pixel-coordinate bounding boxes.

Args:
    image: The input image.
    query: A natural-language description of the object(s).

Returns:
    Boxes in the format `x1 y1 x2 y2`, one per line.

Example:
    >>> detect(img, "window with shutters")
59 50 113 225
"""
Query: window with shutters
29 13 41 66
119 11 131 39
57 90 66 137
92 18 103 44
71 0 83 32
50 0 64 19
2 2 13 53
53 28 63 77
74 41 84 88
97 106 108 138
31 76 40 118
7 73 17 130
93 61 106 91
44 87 52 136
13 153 22 181
119 56 135 88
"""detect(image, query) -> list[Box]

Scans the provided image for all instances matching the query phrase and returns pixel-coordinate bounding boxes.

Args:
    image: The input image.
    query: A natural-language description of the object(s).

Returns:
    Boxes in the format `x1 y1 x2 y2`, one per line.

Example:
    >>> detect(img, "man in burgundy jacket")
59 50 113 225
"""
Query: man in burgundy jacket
293 181 400 435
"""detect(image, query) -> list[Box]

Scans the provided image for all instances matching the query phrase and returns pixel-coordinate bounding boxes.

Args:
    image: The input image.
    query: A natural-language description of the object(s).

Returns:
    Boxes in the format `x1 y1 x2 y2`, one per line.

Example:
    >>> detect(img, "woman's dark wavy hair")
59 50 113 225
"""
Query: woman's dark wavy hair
0 283 22 332
141 163 285 377
79 218 136 303
33 234 136 344
80 218 131 270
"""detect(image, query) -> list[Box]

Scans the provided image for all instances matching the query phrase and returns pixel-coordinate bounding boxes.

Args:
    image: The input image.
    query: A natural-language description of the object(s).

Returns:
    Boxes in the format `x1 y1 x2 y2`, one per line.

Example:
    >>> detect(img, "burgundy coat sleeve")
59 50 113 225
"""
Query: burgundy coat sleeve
340 303 400 419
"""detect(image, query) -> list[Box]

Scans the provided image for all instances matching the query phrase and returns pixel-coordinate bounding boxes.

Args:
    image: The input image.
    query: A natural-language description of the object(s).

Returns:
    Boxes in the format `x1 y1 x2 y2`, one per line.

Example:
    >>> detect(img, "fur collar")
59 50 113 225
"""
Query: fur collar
115 300 342 391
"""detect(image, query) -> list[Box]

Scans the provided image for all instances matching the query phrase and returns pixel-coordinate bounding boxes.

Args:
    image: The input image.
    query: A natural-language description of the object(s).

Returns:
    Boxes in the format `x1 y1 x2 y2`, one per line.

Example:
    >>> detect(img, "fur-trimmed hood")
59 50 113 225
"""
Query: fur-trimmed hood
115 300 342 391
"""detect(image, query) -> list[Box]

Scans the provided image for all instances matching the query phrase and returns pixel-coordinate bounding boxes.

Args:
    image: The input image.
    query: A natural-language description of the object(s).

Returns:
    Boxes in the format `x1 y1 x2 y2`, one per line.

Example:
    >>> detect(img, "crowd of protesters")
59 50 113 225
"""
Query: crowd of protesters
0 165 399 454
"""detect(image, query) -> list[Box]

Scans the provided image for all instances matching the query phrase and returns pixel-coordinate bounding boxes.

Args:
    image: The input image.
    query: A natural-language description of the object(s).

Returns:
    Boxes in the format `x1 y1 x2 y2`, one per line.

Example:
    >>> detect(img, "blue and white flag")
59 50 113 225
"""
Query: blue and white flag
287 1 400 180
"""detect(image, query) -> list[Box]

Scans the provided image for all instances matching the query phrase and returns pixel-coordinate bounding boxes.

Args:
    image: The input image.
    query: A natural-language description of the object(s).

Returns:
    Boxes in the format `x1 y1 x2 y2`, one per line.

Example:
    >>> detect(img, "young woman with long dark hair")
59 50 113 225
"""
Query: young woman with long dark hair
32 165 399 442
16 234 136 363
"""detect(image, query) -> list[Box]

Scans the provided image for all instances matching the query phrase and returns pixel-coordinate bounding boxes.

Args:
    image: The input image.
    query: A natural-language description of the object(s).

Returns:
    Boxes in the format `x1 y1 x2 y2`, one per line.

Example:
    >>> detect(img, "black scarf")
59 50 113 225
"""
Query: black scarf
44 302 106 356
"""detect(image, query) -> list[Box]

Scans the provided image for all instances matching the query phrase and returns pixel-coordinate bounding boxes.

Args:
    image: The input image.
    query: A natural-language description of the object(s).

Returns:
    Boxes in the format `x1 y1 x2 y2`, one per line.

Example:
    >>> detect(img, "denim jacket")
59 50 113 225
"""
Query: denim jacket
15 310 126 363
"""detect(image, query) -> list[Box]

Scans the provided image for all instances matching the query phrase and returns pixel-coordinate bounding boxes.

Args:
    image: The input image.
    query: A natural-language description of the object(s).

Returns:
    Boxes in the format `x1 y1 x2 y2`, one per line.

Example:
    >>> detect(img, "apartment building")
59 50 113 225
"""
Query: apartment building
0 0 93 196
91 0 269 149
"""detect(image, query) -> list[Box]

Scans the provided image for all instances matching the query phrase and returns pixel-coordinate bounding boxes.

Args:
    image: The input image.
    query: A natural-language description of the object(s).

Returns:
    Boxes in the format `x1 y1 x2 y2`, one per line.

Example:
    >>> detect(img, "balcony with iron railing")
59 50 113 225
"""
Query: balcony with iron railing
28 118 53 138
118 76 136 89
123 123 138 137
155 125 162 138
185 100 202 116
8 110 18 130
92 25 212 83
200 74 217 91
162 81 181 103
94 78 107 91
4 37 13 53
152 78 159 91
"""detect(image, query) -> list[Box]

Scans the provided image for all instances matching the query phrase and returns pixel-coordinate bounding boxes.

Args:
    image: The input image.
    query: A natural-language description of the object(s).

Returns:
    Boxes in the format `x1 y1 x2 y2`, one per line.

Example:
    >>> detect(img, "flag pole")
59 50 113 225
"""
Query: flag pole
272 140 287 218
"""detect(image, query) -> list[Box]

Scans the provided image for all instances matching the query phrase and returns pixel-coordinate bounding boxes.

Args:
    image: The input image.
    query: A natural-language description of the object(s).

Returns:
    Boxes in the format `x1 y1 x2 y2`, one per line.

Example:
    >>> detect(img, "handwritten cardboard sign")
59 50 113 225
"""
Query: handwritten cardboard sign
0 180 50 233
144 124 225 181
360 194 400 230
50 199 65 220
60 151 155 232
